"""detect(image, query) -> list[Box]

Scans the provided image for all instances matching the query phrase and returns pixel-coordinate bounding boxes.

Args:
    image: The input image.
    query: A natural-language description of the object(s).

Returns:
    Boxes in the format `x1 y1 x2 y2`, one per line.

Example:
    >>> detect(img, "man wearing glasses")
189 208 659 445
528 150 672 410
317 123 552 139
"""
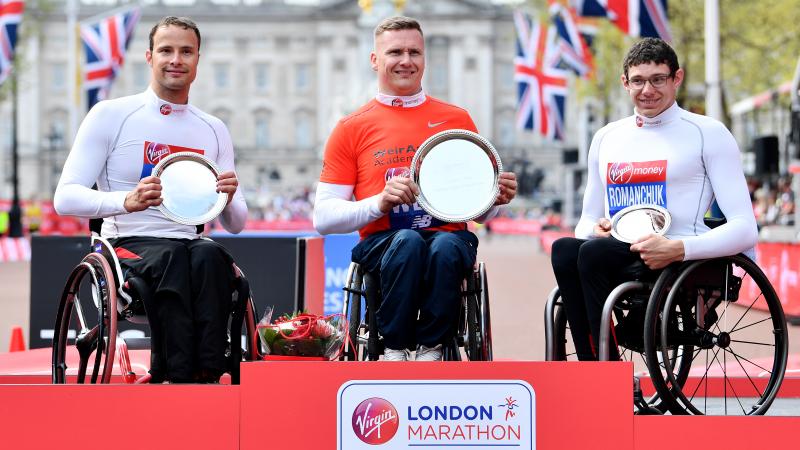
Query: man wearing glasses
550 38 756 361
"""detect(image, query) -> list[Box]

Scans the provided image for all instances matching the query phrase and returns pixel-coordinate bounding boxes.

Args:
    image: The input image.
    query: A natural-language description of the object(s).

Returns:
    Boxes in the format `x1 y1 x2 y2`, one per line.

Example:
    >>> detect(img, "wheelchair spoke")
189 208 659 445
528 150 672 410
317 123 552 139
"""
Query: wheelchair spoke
726 348 766 398
715 350 747 415
729 339 774 347
722 347 773 375
728 290 764 333
730 316 772 334
688 346 723 404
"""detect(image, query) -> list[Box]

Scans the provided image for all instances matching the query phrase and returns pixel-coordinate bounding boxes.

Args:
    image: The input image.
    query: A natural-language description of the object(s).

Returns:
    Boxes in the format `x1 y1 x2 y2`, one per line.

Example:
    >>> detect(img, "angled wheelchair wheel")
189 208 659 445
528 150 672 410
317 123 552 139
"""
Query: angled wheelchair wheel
52 253 118 384
645 255 788 415
465 262 493 361
552 299 578 361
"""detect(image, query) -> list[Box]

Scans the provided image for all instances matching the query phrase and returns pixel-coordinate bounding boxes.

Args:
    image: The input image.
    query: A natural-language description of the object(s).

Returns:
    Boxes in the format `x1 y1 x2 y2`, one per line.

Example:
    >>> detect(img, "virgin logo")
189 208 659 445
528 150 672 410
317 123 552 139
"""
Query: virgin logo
351 397 399 445
608 162 634 184
146 142 171 164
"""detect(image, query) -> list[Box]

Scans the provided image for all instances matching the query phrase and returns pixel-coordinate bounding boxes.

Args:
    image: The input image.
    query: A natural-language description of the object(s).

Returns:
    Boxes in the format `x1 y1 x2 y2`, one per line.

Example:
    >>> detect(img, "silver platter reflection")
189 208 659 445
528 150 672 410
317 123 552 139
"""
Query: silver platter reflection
151 152 228 226
410 129 502 223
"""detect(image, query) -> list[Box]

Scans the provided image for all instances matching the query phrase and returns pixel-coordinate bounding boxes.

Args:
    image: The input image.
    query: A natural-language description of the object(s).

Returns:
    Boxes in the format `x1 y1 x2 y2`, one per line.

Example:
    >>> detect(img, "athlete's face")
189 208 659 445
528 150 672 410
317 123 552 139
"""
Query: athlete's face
622 62 683 118
371 29 425 96
146 25 199 104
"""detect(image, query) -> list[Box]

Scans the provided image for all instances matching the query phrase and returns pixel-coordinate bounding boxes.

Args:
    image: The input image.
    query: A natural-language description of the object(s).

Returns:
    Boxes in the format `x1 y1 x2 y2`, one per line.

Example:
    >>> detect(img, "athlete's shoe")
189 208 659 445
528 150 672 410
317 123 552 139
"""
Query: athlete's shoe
383 348 410 361
415 344 443 361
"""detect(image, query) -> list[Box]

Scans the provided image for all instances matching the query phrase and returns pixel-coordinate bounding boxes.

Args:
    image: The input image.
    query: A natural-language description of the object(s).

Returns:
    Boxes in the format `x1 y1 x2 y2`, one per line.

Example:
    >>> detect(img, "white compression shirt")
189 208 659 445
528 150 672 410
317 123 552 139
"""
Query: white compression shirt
54 88 247 239
575 102 757 260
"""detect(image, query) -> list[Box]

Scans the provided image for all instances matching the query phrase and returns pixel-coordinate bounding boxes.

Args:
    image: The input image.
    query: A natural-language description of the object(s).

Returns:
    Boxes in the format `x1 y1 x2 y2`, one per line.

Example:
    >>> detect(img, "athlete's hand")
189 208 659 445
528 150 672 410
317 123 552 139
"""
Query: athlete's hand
593 218 612 238
630 234 685 270
378 176 419 214
217 171 239 205
124 176 162 212
494 172 517 206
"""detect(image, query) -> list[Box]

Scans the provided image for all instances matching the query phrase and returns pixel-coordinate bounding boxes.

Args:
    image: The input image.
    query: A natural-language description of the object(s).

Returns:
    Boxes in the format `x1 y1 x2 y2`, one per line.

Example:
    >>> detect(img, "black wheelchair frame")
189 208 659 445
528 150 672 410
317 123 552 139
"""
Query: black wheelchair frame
340 261 492 362
544 253 789 415
51 234 261 384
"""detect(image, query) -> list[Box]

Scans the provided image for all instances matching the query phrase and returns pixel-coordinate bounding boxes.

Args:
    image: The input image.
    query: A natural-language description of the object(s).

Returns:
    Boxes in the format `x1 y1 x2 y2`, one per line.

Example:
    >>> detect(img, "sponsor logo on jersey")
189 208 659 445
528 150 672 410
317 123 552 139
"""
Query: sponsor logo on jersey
635 116 644 127
140 141 205 178
373 144 417 167
391 98 404 107
606 160 667 216
160 104 172 115
385 166 446 231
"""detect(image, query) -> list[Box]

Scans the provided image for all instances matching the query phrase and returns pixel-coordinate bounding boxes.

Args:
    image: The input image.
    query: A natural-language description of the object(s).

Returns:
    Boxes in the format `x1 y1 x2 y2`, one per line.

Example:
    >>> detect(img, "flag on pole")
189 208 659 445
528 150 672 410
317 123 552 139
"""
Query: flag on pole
81 6 140 110
514 10 570 141
0 0 24 87
571 0 672 42
549 1 595 78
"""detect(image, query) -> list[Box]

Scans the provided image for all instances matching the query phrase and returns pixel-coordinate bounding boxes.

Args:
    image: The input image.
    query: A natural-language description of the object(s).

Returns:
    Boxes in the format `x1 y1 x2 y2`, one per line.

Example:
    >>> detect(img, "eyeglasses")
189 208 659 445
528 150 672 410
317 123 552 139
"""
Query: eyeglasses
626 74 672 90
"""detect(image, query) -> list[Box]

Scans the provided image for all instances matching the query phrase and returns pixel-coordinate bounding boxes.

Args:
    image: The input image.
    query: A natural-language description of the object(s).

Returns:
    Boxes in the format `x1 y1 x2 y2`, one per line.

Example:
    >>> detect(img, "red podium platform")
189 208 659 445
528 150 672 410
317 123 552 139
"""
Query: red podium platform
0 361 797 450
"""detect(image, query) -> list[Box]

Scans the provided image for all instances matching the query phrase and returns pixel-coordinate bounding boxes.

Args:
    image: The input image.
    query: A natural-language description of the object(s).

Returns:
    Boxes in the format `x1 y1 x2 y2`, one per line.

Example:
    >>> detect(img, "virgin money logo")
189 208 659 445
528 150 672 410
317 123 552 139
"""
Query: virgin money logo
160 104 172 115
635 116 644 127
608 162 634 184
146 142 171 164
351 397 399 445
384 167 410 182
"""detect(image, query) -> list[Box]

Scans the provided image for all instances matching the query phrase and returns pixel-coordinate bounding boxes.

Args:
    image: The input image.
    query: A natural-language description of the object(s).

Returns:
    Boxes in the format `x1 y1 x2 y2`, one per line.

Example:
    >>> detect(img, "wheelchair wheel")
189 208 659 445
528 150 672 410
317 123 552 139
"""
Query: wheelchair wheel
465 263 493 361
552 300 577 361
52 253 118 384
644 255 788 415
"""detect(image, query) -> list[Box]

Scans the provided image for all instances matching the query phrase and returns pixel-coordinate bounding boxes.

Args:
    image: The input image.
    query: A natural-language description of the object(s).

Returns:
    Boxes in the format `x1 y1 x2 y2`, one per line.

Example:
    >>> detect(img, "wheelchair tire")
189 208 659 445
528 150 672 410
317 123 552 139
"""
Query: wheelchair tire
340 267 363 361
552 299 576 361
464 263 492 361
644 255 788 415
52 253 118 384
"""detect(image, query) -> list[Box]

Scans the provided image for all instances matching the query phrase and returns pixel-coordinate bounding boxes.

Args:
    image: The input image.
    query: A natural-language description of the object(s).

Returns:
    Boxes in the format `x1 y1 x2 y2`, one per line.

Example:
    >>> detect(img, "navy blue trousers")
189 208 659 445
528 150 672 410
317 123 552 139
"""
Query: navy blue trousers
352 229 478 351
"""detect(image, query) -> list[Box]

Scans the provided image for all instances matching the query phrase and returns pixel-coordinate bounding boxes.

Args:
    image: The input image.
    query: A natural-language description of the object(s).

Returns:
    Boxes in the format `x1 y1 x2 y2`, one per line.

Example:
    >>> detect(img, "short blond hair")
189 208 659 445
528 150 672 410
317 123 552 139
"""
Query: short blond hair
374 16 423 38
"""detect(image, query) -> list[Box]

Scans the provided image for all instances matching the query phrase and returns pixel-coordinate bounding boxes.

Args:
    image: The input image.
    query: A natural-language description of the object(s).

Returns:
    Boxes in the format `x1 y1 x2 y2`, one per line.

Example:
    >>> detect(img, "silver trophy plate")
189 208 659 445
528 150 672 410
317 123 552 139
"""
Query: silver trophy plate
410 129 502 222
610 204 672 244
151 152 228 226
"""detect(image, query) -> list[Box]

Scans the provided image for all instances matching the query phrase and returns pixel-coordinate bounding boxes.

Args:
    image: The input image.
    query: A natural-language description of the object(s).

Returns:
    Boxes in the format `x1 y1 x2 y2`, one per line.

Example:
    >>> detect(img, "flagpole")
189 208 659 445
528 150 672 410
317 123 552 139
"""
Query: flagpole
704 0 722 121
8 70 23 237
67 0 78 142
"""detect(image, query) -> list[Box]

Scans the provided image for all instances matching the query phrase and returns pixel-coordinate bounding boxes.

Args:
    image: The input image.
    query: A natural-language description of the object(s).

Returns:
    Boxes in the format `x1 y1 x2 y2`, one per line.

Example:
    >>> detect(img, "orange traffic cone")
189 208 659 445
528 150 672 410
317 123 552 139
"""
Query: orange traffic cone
9 326 26 352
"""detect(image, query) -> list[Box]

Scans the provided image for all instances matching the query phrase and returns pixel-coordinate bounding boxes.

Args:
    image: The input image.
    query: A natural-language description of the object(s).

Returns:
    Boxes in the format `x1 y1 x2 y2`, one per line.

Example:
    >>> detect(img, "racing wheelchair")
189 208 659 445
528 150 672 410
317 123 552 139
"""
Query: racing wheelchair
340 261 492 361
544 251 788 415
51 227 261 384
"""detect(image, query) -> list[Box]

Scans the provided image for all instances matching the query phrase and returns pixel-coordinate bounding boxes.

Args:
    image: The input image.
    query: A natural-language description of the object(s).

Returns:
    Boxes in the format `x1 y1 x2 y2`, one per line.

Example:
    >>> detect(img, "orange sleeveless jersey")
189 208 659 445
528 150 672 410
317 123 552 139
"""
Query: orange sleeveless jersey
320 97 478 239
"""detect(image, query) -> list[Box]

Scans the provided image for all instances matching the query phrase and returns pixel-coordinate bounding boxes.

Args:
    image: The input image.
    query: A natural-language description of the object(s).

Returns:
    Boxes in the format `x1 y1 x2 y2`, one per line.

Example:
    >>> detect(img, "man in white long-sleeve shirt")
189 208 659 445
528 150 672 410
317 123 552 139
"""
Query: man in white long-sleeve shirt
314 16 517 361
550 38 757 361
54 17 247 383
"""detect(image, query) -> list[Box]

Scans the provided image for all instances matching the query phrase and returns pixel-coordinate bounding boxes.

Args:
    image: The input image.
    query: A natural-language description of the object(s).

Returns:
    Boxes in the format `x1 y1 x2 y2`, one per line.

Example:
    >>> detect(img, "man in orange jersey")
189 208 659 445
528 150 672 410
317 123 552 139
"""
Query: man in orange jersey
313 16 517 361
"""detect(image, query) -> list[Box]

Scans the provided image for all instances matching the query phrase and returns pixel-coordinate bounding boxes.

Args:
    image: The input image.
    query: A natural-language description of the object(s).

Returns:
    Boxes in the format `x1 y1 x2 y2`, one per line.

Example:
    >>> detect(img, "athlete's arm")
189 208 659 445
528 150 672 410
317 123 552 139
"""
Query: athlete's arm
680 124 758 259
54 103 129 218
214 124 247 234
313 182 384 235
574 131 607 239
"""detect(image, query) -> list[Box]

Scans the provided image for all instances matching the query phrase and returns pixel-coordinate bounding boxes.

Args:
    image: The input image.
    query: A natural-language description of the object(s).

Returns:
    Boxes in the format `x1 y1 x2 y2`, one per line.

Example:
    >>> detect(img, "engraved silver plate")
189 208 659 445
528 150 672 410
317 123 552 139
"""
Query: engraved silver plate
410 129 502 222
610 204 672 244
151 152 228 226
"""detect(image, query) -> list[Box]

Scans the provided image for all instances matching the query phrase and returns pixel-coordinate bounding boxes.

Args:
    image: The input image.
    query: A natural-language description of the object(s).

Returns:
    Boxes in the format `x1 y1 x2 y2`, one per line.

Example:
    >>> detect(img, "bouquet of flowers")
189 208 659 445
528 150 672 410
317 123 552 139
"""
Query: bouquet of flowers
257 308 346 360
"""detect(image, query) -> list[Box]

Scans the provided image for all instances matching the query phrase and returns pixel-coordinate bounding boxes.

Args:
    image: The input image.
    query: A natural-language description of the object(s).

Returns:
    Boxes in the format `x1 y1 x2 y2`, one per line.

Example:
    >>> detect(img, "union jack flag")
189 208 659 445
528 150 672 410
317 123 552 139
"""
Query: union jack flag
81 7 140 110
571 0 672 42
0 0 24 87
549 1 594 78
514 10 569 141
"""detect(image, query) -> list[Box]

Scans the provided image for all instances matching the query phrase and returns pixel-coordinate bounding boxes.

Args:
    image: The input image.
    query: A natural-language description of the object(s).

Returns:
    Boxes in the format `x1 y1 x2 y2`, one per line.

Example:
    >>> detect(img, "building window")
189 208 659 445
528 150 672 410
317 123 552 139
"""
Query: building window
294 113 312 148
295 63 310 92
427 37 449 95
254 63 270 93
255 115 270 148
214 108 232 128
214 63 230 89
50 63 66 92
